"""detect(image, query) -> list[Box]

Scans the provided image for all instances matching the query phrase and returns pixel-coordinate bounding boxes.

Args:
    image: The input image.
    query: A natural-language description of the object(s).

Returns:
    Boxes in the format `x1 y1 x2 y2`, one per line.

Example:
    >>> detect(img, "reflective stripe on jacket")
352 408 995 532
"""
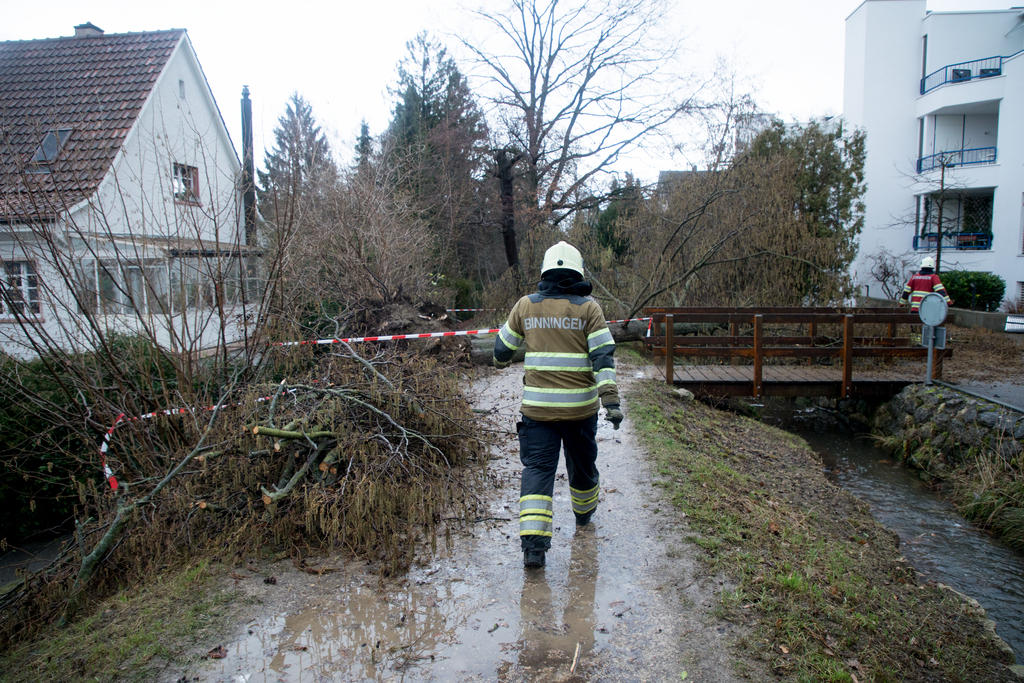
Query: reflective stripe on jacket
494 285 619 421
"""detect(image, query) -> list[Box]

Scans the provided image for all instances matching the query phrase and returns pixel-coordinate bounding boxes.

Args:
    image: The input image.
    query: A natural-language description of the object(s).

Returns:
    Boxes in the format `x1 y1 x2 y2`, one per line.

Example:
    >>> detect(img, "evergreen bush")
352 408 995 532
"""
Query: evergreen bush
0 334 188 542
0 353 88 540
940 270 1005 312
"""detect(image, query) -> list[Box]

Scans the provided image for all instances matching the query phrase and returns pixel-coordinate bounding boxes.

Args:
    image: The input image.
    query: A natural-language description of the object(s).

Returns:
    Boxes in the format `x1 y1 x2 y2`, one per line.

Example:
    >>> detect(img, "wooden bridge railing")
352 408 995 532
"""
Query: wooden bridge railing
643 307 953 398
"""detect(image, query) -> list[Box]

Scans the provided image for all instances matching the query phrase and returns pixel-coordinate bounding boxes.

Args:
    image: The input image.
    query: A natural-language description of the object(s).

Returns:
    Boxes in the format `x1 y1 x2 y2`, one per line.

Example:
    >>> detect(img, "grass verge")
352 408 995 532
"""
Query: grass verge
0 560 242 683
629 381 1017 683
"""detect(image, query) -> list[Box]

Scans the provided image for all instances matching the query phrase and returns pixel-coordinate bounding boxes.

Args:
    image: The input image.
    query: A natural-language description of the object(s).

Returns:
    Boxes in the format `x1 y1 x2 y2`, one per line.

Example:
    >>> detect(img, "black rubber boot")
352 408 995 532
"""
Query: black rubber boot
524 549 546 568
575 511 593 527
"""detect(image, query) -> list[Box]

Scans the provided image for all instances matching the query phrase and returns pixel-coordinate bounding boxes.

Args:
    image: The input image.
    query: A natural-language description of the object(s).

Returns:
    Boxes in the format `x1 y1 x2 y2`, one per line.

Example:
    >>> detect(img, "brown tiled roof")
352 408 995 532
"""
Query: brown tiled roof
0 29 184 221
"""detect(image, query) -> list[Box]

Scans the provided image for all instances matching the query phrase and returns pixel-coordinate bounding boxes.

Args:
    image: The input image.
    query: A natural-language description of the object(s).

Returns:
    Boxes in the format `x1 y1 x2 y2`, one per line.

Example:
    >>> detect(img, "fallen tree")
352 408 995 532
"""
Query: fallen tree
0 345 486 644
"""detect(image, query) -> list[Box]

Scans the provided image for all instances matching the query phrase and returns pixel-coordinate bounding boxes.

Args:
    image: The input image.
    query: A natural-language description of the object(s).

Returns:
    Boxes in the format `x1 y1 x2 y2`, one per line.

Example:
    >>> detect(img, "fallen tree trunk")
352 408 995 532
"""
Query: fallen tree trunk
468 320 687 365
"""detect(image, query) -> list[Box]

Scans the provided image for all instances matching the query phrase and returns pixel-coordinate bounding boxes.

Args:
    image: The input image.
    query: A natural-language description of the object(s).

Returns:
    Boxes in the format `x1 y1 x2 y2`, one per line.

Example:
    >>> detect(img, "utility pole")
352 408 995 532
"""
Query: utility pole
241 86 256 247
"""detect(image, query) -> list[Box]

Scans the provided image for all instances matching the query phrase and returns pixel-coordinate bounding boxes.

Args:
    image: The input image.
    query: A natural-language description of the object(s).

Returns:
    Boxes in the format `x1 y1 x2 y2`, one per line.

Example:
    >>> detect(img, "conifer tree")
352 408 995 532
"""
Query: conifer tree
355 120 372 173
257 93 337 231
591 174 642 259
748 118 866 280
384 33 493 287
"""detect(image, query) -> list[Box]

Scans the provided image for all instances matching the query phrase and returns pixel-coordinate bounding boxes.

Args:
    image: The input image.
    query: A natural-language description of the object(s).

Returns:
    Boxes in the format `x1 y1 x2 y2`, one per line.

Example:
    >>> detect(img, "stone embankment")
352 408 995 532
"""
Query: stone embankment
873 383 1024 477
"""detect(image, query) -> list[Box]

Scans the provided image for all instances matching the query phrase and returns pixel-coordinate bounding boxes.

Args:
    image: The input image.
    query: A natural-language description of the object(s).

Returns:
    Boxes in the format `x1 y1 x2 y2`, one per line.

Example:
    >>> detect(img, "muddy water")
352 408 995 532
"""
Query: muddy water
203 528 615 682
764 404 1024 659
190 368 748 683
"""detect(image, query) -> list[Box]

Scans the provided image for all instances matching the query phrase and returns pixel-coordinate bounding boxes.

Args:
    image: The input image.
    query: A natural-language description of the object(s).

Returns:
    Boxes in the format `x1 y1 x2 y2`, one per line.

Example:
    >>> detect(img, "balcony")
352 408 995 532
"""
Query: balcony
913 232 992 251
920 51 1021 94
917 147 996 173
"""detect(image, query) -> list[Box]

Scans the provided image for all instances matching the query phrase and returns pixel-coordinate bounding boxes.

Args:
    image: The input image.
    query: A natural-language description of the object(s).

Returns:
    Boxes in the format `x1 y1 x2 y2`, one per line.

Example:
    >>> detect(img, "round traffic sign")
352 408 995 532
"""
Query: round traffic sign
918 292 948 326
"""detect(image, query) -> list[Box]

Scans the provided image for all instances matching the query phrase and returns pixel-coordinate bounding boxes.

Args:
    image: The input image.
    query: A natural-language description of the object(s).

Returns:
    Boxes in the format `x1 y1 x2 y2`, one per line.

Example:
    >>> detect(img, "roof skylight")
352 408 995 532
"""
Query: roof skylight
32 129 72 164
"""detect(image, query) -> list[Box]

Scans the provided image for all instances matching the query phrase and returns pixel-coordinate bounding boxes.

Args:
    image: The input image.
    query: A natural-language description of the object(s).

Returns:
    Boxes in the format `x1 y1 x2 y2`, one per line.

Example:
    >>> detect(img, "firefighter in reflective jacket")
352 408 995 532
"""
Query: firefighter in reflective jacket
493 241 623 569
899 256 953 311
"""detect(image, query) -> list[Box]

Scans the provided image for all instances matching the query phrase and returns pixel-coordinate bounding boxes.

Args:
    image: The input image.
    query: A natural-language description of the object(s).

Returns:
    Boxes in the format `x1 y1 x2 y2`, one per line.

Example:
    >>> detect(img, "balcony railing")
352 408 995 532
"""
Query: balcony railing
920 51 1023 94
917 147 996 173
913 232 992 251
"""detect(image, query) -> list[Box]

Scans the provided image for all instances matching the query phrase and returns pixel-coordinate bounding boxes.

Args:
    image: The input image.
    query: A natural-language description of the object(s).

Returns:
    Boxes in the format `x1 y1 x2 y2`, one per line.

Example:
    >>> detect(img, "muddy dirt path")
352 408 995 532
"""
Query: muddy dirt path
174 366 761 683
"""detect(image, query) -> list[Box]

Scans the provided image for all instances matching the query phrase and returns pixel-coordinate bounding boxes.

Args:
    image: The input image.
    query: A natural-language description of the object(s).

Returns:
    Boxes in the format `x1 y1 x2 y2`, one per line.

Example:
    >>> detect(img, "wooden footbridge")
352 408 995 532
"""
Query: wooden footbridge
643 307 953 399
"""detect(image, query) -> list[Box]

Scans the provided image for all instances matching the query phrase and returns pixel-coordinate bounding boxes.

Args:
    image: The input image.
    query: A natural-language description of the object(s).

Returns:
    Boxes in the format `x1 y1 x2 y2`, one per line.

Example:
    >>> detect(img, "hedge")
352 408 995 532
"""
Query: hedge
939 270 1006 312
0 334 186 542
0 354 89 541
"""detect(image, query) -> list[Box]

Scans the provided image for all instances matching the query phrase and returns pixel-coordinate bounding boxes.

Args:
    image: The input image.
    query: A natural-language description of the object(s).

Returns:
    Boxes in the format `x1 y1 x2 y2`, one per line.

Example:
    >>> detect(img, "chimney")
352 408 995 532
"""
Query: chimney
240 86 257 247
74 22 104 38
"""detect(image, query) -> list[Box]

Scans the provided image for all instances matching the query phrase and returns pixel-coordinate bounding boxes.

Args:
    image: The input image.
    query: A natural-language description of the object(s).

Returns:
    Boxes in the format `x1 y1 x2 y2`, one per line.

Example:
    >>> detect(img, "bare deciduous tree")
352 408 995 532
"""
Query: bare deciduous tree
461 0 695 272
866 247 917 300
574 144 859 321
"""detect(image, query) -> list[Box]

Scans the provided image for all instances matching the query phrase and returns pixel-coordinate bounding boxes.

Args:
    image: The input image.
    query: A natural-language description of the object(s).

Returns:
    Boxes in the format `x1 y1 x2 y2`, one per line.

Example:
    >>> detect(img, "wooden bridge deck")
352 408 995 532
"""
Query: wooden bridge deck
671 364 922 398
642 307 951 399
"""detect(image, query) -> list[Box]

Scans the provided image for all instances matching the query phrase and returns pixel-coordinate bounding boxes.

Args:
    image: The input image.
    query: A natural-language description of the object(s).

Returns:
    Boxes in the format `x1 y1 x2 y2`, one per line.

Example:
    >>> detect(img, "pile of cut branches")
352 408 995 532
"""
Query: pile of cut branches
0 346 485 645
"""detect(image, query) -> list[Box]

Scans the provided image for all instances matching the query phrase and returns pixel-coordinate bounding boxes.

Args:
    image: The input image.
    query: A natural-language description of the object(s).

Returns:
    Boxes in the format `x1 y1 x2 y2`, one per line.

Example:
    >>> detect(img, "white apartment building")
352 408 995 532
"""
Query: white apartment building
844 1 1024 304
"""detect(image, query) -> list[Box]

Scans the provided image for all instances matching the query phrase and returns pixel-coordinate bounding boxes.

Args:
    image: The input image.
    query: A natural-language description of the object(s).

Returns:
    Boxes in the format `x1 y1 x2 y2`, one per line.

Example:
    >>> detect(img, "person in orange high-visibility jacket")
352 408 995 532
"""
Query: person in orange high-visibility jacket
899 256 953 311
493 241 621 569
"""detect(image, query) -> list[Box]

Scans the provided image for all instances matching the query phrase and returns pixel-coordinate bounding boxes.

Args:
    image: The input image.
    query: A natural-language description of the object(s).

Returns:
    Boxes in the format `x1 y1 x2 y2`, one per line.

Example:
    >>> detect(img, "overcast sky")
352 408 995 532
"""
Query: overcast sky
2 0 1012 183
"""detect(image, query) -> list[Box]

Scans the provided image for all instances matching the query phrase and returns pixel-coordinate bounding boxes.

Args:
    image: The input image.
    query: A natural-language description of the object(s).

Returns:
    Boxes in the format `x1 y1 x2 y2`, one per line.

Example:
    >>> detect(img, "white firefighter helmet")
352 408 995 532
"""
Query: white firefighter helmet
921 256 936 269
541 241 584 277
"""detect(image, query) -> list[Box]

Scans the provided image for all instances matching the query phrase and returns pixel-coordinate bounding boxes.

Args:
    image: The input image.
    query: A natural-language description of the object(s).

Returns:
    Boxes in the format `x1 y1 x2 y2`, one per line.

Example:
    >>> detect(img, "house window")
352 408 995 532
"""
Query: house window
25 129 72 173
0 261 40 317
962 195 993 235
95 261 168 315
173 163 200 203
169 257 247 312
76 257 250 315
922 196 934 233
73 261 98 314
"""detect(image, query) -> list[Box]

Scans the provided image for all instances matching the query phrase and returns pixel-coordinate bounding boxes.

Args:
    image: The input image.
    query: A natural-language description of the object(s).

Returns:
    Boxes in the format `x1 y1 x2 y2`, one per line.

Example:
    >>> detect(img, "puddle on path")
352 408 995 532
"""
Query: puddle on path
189 368 744 683
207 528 613 682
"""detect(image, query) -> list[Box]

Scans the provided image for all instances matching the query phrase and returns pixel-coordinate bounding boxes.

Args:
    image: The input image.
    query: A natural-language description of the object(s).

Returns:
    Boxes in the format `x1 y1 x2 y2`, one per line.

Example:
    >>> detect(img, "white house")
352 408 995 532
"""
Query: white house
0 23 255 358
843 1 1024 304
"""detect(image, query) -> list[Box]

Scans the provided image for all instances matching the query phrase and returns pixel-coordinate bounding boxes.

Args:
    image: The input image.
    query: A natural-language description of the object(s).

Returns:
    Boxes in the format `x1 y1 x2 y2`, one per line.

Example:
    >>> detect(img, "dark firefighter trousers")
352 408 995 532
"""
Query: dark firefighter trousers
517 414 600 551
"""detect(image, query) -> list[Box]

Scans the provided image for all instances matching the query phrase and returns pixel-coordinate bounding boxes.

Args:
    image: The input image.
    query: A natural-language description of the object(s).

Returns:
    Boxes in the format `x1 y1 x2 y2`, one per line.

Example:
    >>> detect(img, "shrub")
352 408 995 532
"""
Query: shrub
0 334 194 542
450 277 482 311
0 353 90 540
939 270 1005 312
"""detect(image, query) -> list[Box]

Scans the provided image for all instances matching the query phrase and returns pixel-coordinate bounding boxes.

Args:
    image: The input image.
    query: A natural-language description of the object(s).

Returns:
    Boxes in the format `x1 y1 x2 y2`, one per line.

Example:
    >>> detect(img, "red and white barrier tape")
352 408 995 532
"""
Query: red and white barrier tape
606 317 651 325
273 319 649 348
273 328 502 347
99 389 297 491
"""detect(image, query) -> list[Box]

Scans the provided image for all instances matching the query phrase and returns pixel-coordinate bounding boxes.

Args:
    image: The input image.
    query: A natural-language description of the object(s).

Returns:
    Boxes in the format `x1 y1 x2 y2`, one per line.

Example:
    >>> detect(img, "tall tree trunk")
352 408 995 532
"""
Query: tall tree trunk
935 162 946 273
494 149 521 279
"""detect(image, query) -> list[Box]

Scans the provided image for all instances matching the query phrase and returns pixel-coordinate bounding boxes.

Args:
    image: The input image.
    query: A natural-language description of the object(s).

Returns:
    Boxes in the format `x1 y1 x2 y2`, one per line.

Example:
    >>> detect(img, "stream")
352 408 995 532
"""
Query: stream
761 401 1024 660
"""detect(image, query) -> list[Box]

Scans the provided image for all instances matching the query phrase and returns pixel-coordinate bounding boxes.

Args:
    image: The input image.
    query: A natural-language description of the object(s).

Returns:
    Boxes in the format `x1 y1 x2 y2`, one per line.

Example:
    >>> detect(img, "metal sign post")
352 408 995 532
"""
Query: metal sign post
923 325 936 385
918 293 949 385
